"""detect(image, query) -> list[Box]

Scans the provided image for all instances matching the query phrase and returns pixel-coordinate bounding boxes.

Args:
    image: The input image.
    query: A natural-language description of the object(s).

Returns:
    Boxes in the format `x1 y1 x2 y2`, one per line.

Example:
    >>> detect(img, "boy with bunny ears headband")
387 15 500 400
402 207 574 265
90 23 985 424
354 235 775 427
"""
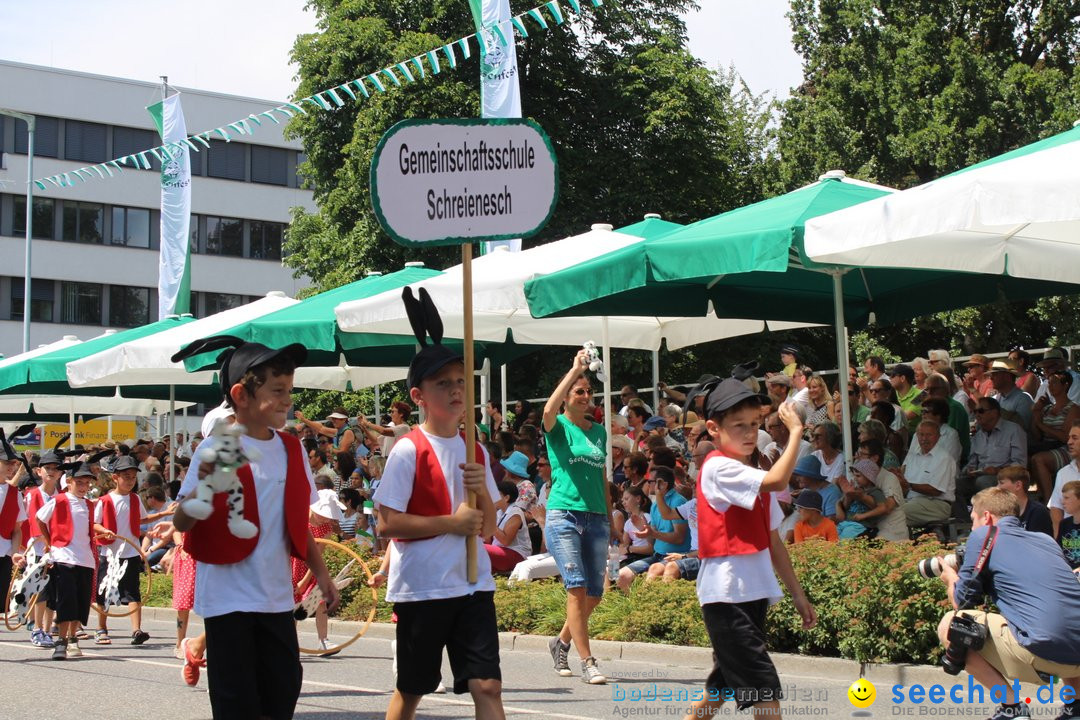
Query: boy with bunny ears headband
373 287 504 720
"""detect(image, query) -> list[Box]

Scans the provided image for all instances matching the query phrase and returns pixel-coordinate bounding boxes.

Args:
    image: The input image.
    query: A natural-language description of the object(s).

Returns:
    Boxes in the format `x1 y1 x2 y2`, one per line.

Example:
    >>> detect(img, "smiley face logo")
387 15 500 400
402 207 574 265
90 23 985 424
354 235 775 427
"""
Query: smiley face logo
847 678 876 708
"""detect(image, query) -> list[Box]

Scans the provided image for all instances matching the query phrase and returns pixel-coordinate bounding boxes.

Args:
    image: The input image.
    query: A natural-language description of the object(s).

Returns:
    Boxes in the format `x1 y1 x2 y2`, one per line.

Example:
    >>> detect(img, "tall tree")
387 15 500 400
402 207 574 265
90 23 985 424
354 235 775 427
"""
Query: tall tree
284 0 776 292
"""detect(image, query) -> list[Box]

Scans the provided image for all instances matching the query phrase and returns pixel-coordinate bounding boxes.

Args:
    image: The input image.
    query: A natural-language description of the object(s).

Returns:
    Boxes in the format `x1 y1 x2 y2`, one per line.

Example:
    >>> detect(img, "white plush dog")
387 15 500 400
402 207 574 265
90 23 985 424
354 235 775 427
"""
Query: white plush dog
582 341 607 383
181 420 259 540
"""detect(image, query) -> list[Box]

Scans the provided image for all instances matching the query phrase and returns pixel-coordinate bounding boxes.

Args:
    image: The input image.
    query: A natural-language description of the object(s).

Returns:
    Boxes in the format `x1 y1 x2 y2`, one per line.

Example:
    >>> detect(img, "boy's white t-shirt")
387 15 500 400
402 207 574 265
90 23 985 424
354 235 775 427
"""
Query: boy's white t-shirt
178 432 317 619
36 492 95 568
1049 461 1080 511
677 497 698 551
494 505 533 559
696 455 784 607
94 491 147 559
0 484 27 557
374 428 499 602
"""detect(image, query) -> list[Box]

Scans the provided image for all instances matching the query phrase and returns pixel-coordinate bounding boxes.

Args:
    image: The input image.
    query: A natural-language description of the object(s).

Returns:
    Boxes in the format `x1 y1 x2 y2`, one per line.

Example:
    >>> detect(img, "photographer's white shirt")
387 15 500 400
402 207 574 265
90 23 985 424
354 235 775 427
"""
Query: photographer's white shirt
1049 460 1080 511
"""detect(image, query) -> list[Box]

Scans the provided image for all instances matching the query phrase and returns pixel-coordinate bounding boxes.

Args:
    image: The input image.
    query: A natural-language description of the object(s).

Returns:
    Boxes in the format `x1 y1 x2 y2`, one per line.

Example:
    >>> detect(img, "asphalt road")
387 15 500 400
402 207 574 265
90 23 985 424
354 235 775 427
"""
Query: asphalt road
0 615 1069 719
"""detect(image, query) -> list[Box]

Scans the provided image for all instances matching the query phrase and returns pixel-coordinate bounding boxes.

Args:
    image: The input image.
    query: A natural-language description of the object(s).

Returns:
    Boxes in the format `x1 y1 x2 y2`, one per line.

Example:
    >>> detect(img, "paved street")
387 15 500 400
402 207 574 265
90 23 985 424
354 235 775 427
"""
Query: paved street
0 614 1067 718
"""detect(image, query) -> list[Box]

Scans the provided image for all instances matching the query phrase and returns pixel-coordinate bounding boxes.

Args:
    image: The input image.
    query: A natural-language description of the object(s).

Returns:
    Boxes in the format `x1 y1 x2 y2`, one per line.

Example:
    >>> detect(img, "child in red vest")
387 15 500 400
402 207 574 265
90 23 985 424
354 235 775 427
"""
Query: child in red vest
0 431 29 628
23 438 65 648
92 454 149 645
36 459 101 660
373 287 503 720
683 378 818 720
171 337 337 720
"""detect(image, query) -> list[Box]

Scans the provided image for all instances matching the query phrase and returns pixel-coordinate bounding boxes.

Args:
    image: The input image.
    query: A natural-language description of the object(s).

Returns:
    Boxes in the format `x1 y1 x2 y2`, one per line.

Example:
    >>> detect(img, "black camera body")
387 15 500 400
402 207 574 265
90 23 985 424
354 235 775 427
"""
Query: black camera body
942 613 988 675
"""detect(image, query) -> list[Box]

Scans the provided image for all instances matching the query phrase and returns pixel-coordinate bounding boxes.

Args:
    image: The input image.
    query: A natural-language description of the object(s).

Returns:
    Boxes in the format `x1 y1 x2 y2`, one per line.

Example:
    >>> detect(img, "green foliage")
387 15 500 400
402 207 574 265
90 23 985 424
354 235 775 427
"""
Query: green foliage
143 571 174 609
292 383 411 421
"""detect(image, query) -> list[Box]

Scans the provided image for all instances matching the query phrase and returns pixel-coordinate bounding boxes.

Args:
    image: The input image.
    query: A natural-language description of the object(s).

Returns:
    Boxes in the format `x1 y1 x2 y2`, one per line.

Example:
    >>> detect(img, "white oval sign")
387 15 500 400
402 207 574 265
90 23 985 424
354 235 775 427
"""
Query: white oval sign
370 118 558 247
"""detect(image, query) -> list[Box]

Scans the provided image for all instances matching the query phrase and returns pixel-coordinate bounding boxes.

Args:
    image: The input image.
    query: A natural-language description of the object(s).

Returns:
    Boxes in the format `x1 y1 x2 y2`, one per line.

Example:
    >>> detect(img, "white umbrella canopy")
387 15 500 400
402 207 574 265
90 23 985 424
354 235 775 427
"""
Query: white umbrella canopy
0 393 193 416
0 335 84 369
67 292 299 389
335 226 808 351
803 125 1080 283
294 363 407 392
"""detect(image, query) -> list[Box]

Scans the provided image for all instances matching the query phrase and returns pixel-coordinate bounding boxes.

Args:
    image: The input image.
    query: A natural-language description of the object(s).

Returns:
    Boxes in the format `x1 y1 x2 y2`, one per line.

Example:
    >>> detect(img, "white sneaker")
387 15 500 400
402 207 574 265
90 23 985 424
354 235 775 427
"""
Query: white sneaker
319 638 341 658
434 681 447 694
581 657 606 685
67 639 83 658
391 639 397 686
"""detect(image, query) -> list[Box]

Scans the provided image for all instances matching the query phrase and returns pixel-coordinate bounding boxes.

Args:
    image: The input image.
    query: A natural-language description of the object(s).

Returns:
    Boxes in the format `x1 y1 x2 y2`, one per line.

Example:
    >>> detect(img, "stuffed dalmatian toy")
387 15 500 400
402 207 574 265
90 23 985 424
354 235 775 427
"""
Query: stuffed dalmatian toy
96 544 129 611
582 341 607 383
8 546 50 627
182 420 259 540
293 560 357 622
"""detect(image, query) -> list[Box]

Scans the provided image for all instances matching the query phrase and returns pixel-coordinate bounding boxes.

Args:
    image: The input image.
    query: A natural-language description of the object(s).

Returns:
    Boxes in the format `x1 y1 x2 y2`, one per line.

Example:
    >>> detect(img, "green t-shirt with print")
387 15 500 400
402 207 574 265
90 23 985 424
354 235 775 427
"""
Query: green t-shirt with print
544 414 607 514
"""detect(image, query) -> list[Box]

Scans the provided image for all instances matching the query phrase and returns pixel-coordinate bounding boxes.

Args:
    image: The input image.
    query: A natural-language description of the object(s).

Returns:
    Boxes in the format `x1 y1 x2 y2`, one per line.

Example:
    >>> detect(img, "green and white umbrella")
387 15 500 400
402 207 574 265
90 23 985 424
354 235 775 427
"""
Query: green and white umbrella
803 125 1080 282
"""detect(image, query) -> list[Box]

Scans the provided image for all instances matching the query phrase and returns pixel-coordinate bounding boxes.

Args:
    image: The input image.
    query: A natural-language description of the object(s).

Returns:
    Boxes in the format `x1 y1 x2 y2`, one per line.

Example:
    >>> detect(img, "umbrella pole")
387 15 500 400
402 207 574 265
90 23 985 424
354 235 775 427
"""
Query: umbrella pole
107 415 113 442
500 364 507 423
169 384 176 485
68 403 75 450
373 384 381 423
463 242 478 584
651 350 660 411
602 317 613 485
831 271 854 467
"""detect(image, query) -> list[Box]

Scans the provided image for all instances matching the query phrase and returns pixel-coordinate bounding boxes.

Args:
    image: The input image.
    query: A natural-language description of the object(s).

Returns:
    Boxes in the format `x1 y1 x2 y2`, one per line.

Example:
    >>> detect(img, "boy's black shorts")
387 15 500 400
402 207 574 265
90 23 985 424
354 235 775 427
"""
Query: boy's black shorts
702 599 783 710
204 611 301 720
47 563 94 625
394 590 501 696
96 554 143 606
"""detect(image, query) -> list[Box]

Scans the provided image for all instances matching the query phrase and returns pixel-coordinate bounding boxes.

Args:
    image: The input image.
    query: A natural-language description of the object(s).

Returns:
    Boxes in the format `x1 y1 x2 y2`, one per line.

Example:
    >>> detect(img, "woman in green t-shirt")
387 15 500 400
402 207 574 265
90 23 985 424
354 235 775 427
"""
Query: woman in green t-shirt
542 350 613 686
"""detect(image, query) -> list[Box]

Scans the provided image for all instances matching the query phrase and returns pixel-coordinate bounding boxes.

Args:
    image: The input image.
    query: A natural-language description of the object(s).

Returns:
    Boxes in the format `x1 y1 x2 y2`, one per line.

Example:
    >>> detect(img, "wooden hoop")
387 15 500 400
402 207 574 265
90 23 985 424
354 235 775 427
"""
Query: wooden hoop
90 535 154 618
295 538 378 656
4 560 45 631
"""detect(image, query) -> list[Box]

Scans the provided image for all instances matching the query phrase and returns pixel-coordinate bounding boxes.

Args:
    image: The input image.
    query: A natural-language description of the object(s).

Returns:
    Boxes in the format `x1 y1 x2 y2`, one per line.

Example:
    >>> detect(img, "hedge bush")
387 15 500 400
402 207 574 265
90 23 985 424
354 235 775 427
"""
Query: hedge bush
146 536 955 665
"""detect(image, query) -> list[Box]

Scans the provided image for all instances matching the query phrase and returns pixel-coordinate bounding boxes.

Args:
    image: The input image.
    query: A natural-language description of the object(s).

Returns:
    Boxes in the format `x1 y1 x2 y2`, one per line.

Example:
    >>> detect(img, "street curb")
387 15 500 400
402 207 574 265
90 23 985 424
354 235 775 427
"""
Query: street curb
142 606 950 687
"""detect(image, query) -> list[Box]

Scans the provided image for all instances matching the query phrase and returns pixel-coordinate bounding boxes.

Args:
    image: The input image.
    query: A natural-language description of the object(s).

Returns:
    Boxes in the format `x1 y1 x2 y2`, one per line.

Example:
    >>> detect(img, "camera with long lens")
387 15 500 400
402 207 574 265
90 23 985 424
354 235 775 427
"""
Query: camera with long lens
917 548 965 579
941 613 988 675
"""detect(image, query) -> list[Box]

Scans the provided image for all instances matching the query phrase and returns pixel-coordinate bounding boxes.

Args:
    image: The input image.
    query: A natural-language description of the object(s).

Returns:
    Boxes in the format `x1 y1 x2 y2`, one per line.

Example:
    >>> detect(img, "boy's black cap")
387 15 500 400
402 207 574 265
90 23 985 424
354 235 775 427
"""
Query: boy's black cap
402 286 463 389
171 335 307 399
705 378 770 419
39 433 72 467
110 455 139 472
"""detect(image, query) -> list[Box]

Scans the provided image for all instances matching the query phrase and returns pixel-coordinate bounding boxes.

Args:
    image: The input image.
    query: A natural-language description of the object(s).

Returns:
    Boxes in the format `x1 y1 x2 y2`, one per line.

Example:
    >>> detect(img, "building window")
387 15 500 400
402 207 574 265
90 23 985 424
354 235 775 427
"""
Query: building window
187 146 204 176
13 196 55 240
207 139 246 181
62 202 104 244
13 116 60 158
189 214 200 254
203 292 244 316
64 120 108 163
110 206 152 248
249 221 283 260
11 278 55 322
206 216 243 257
250 145 288 185
109 285 150 327
112 126 160 171
61 282 102 325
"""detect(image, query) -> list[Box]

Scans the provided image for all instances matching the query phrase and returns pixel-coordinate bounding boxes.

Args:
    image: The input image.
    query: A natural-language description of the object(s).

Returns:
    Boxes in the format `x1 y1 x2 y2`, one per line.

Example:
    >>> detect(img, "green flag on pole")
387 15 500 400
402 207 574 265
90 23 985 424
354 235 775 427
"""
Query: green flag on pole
148 93 193 318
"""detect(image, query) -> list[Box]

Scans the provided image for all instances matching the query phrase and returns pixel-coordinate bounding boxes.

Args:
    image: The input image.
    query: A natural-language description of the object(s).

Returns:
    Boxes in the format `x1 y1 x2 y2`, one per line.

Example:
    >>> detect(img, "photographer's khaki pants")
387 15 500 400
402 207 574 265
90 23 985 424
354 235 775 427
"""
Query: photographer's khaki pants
956 611 1080 684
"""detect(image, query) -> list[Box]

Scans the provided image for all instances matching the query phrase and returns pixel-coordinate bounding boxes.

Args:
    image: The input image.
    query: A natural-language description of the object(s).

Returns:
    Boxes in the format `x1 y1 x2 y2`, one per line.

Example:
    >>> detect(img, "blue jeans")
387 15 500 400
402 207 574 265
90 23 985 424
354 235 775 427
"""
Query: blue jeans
544 509 609 597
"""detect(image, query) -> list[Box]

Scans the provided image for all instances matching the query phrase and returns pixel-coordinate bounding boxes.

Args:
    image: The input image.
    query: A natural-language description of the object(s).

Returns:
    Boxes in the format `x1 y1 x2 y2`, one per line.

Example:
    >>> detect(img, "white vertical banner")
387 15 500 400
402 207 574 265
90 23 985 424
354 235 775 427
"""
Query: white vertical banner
148 93 192 319
470 0 524 254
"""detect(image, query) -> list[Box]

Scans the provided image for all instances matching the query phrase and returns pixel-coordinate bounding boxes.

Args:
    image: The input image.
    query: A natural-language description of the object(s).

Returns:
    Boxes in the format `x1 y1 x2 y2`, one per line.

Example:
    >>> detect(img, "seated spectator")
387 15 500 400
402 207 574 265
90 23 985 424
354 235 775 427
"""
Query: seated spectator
888 363 923 433
338 488 365 540
616 467 688 591
661 404 689 462
995 465 1053 537
763 411 812 468
765 373 792 411
804 375 832 430
925 372 971 464
499 451 538 514
855 439 908 541
618 485 652 565
790 365 812 409
1029 371 1080 499
988 359 1034 433
831 380 870 428
649 446 678 473
609 435 632 488
834 459 885 539
644 469 699 584
687 440 715 487
857 419 901 469
921 397 961 463
911 357 931 391
810 421 844 481
610 414 630 437
868 379 905 433
897 420 957 528
485 480 533 573
1049 421 1080 537
1057 480 1080 571
1008 348 1040 397
792 455 841 521
962 397 1027 503
1035 347 1080 405
623 451 649 489
793 489 838 543
308 447 339 488
961 353 994 410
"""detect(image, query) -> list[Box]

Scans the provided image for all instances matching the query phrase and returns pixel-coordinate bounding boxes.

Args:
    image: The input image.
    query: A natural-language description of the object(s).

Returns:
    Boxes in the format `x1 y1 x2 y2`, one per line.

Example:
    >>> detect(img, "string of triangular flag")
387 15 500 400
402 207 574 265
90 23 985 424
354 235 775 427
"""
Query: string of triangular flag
31 0 602 191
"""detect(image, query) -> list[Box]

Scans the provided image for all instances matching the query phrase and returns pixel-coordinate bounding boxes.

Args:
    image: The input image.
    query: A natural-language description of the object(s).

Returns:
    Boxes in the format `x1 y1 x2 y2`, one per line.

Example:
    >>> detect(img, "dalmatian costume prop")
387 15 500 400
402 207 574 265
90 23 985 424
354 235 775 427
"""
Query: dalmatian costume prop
182 420 259 540
95 544 129 611
8 546 49 627
582 340 607 382
293 559 357 621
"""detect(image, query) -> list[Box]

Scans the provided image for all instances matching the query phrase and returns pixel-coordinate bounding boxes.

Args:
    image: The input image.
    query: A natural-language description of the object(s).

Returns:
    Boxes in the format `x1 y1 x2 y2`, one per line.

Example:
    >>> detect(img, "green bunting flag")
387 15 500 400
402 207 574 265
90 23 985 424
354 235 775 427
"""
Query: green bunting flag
30 0 601 190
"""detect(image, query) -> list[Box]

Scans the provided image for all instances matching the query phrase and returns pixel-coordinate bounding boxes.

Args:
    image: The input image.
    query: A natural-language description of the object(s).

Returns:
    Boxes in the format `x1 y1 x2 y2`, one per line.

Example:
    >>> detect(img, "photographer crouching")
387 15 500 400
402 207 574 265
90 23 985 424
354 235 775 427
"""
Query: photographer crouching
933 488 1080 720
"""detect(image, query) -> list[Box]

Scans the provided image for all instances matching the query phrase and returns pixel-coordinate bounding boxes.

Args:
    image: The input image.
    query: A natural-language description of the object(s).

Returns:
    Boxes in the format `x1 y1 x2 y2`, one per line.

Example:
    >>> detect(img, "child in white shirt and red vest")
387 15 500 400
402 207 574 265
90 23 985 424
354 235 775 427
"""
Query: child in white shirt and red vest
172 337 337 720
92 453 149 645
0 431 29 628
683 378 818 720
22 438 65 648
373 287 503 720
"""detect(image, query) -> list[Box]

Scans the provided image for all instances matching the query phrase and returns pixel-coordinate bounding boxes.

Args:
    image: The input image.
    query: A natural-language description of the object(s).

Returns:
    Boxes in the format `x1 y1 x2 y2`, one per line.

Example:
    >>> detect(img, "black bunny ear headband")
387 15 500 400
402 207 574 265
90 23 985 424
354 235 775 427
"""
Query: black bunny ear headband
60 449 112 478
402 287 462 390
0 424 35 476
171 335 307 401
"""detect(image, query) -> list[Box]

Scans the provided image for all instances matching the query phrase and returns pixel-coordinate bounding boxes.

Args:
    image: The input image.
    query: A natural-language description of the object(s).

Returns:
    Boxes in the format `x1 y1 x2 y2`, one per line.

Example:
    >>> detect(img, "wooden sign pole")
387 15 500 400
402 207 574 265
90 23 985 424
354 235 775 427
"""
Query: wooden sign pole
463 241 478 583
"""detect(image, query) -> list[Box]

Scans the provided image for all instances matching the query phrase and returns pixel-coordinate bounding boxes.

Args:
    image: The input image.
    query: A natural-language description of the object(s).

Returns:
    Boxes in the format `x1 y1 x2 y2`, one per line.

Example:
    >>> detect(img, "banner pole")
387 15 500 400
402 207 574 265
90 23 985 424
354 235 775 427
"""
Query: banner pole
463 242 478 584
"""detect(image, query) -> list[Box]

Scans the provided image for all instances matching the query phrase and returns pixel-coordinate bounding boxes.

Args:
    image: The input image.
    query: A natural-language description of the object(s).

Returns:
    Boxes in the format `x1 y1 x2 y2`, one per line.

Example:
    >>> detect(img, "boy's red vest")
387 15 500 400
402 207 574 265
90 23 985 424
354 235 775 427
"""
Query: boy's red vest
398 427 485 543
22 486 53 541
48 493 95 549
185 430 310 565
697 449 771 558
0 484 21 541
97 492 142 545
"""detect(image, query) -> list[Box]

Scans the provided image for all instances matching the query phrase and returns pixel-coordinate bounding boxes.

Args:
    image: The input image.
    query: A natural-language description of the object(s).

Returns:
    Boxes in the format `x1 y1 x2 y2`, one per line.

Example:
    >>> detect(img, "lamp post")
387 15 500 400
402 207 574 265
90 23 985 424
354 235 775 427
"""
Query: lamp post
0 108 35 353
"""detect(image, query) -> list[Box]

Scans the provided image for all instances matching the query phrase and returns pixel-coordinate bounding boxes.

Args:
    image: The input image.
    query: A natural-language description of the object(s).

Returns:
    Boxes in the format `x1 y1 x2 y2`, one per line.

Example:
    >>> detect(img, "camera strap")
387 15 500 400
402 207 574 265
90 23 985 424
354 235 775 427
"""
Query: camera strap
972 525 999 574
